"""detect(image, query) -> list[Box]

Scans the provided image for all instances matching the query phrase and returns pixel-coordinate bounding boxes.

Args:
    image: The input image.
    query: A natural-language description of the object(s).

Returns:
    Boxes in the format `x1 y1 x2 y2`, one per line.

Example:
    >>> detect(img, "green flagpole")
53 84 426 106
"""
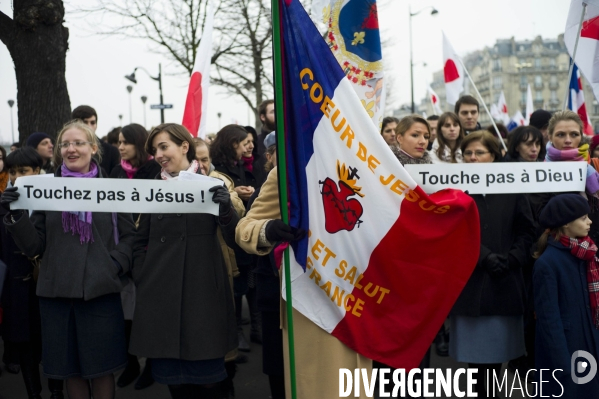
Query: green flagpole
271 1 298 398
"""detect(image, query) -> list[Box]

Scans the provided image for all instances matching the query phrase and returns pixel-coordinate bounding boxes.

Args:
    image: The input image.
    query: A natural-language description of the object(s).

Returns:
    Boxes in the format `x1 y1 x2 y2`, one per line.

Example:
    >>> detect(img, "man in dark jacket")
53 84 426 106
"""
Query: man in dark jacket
72 105 120 176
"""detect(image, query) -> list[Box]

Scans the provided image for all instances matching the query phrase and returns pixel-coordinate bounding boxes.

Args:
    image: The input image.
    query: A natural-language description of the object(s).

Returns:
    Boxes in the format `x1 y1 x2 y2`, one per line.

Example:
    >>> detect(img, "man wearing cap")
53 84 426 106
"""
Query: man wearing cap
26 132 55 173
529 110 552 146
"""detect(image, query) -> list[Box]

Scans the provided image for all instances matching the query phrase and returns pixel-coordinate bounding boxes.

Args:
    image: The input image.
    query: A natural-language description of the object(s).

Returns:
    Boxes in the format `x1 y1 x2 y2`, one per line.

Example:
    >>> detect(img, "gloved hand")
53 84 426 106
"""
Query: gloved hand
265 219 306 243
484 253 509 278
209 185 233 217
0 187 20 212
112 258 123 275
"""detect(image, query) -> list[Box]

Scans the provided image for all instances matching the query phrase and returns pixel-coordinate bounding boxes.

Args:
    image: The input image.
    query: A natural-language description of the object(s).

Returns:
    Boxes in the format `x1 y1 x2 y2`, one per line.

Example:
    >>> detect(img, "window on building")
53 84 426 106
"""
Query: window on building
535 75 542 84
550 58 556 67
519 45 525 51
520 75 528 85
521 92 527 103
551 90 557 101
535 58 541 68
550 76 557 84
594 101 599 115
536 91 543 101
493 76 502 88
493 59 501 70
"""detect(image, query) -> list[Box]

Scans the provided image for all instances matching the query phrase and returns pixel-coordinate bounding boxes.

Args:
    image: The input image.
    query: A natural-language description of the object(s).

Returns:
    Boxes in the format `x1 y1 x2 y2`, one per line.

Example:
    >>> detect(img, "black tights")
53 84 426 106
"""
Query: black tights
66 374 115 399
468 363 502 398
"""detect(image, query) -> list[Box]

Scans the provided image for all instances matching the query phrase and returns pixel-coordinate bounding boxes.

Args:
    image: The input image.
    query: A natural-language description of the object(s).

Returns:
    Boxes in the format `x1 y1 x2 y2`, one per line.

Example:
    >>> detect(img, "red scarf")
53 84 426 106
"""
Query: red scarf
242 155 254 173
559 235 599 329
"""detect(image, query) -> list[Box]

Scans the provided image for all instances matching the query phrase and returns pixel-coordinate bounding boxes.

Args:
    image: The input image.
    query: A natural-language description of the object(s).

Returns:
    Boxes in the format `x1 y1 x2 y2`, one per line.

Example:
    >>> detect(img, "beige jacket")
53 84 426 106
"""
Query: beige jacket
235 167 372 399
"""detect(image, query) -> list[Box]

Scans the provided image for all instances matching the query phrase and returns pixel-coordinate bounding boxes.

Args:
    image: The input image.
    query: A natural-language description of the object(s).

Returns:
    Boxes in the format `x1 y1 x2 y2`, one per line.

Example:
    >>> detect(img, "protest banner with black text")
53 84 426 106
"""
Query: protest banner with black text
404 162 587 194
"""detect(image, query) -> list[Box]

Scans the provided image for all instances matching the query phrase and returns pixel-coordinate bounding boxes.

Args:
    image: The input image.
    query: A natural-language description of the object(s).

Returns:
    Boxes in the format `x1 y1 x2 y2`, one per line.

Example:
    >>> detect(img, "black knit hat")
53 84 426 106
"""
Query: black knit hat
539 194 590 229
529 110 552 130
26 132 52 149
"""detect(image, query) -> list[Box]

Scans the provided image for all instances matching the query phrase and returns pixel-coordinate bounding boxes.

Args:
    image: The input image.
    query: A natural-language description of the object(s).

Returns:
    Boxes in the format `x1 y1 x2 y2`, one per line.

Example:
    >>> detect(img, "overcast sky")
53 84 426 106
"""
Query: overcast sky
0 0 570 143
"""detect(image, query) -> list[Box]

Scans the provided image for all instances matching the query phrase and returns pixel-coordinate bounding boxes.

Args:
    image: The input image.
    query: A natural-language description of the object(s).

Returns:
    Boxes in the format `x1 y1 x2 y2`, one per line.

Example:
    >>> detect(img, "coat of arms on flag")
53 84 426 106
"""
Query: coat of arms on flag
316 0 386 128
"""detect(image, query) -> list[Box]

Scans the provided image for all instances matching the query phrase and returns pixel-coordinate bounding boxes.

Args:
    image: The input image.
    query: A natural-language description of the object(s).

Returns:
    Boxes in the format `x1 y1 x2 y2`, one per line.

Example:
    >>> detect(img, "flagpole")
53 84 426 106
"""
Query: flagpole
271 1 298 399
457 58 508 152
563 2 588 111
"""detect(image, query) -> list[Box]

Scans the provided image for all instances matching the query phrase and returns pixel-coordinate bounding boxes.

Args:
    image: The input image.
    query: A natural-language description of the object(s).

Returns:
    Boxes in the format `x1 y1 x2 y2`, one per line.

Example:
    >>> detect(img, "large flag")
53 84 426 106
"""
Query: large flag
442 33 465 105
565 0 599 104
182 1 214 138
568 62 595 136
314 0 386 128
428 85 443 115
525 84 534 125
277 0 481 369
496 91 509 125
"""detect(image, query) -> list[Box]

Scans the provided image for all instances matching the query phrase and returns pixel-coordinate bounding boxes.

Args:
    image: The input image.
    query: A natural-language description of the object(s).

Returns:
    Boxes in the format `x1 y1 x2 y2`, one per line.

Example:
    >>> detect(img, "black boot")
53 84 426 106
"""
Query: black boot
435 326 449 357
197 384 225 399
168 384 193 399
16 343 42 399
247 287 262 344
48 378 65 399
117 353 140 387
135 359 155 390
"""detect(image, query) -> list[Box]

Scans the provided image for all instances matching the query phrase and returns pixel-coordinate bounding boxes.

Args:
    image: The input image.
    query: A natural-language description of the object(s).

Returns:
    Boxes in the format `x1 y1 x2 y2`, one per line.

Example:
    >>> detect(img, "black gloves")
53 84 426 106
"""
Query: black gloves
209 185 233 217
484 253 509 278
0 187 20 212
265 219 306 243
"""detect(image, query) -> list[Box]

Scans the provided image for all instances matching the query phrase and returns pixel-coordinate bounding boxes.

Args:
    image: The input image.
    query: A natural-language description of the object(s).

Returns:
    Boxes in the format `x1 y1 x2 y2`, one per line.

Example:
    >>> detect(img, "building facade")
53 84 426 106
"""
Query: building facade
421 34 599 132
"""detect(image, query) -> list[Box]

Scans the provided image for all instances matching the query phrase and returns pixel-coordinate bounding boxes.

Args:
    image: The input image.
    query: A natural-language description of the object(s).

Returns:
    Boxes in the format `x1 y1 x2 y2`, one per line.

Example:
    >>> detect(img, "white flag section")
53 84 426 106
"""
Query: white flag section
12 176 220 215
565 0 599 103
525 84 534 125
442 32 465 105
404 162 587 194
496 91 510 125
181 1 214 138
428 85 443 114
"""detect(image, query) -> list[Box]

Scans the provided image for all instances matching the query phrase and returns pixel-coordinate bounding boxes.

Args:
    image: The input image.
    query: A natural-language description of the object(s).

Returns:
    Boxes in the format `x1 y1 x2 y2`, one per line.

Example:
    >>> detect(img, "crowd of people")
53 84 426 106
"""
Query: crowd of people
0 94 598 399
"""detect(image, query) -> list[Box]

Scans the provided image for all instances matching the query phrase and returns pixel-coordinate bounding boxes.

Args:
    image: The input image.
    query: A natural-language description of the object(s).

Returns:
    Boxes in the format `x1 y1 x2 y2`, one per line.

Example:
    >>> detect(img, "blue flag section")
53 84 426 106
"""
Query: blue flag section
278 0 348 270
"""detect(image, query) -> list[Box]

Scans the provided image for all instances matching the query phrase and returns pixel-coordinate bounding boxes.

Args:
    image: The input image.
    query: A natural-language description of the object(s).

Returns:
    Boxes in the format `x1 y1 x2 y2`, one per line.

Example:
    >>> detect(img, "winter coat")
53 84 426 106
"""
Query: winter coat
429 140 463 164
100 141 120 177
214 162 258 192
534 238 599 397
236 167 372 399
451 193 535 317
109 159 162 181
0 207 41 343
129 169 238 360
4 166 136 301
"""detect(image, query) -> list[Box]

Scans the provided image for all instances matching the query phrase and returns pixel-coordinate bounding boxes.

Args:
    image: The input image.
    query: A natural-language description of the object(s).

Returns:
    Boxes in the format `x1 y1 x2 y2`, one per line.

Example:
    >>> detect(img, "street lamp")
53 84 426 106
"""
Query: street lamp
141 96 148 128
125 64 165 124
217 112 222 130
118 114 123 125
409 6 438 113
126 85 133 124
7 100 15 143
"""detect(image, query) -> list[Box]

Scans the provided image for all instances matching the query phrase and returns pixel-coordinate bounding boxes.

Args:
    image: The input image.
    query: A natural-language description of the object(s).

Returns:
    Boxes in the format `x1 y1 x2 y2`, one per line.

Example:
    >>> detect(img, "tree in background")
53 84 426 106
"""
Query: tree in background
0 0 72 141
78 0 273 129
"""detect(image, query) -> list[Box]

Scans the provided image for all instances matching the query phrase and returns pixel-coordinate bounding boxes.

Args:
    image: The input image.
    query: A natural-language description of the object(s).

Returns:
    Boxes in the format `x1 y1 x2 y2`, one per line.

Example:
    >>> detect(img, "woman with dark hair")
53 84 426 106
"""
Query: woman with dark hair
450 130 534 397
381 116 399 147
430 112 464 164
243 126 266 185
0 145 8 191
109 123 161 390
131 123 237 399
504 125 544 162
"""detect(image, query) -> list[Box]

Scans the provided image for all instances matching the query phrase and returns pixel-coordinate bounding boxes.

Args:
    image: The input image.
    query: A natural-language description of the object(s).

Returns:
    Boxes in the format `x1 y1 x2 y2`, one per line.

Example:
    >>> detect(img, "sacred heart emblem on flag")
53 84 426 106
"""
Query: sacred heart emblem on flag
320 161 364 234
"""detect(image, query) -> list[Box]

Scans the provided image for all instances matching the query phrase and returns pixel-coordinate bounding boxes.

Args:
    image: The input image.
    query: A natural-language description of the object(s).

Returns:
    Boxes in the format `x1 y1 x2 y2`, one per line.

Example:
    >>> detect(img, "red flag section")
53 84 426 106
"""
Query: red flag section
443 59 460 83
182 72 203 137
332 187 480 369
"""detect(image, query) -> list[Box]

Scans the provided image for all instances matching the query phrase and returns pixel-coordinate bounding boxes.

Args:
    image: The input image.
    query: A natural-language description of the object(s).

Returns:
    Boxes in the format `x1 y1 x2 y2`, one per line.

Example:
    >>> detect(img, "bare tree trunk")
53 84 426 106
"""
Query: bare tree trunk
0 0 71 142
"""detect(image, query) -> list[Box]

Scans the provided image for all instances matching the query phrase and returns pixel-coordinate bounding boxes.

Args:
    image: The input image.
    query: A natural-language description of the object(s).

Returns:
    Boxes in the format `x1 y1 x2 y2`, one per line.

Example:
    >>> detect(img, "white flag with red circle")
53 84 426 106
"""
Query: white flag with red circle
427 85 443 115
442 33 464 105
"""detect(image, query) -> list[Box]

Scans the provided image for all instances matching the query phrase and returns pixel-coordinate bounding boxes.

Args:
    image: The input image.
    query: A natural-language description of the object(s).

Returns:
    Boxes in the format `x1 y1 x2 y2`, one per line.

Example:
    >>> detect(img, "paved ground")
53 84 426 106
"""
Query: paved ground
0 303 531 398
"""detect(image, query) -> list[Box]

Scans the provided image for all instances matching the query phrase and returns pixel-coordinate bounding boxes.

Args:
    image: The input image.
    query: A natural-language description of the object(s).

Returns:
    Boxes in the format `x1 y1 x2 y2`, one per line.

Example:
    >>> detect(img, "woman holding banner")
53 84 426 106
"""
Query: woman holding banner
109 123 161 390
130 123 238 399
0 121 137 399
450 130 535 396
429 112 464 164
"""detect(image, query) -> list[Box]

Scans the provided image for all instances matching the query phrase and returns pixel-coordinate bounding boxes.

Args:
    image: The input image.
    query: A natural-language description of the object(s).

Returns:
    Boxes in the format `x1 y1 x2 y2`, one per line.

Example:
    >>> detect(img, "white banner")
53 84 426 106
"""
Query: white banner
404 162 587 194
12 174 221 215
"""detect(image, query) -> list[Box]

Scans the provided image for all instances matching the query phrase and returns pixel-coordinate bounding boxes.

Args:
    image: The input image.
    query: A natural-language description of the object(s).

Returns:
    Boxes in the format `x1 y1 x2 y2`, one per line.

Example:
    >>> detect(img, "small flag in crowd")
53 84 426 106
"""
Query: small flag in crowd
277 0 481 369
565 0 599 106
182 1 214 138
568 62 595 136
525 84 534 125
507 110 526 131
442 33 465 105
314 0 386 128
428 85 443 114
496 91 509 125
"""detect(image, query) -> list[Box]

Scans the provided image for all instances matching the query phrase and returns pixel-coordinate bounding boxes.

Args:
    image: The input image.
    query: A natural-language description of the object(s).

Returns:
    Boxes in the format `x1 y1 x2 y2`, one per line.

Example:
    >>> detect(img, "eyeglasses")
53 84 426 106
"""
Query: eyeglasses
58 141 93 149
463 150 490 157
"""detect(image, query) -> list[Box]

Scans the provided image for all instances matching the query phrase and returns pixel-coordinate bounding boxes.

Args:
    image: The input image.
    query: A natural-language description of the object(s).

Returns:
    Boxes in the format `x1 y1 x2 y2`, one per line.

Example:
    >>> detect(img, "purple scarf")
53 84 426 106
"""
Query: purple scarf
60 163 113 244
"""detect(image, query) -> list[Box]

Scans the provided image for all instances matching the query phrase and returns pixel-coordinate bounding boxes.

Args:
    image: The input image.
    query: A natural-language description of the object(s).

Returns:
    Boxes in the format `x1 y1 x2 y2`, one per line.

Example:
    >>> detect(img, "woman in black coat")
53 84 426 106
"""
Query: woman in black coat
450 131 535 396
109 123 161 390
130 123 238 399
